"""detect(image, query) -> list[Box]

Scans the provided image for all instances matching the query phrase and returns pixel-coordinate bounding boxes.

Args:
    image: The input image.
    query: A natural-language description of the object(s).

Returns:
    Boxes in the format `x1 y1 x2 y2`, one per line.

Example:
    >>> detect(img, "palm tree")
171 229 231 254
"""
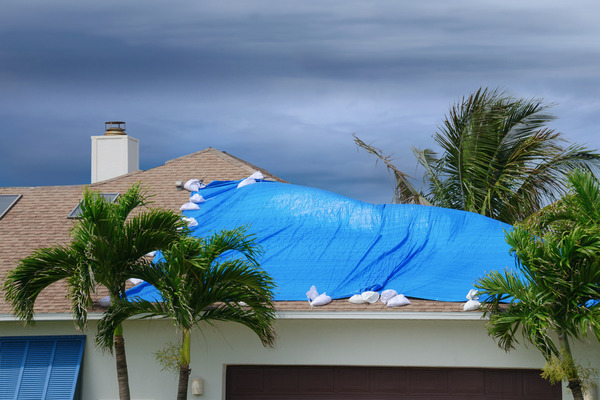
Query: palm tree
96 227 277 400
355 88 600 224
3 184 185 400
527 168 600 234
475 171 600 400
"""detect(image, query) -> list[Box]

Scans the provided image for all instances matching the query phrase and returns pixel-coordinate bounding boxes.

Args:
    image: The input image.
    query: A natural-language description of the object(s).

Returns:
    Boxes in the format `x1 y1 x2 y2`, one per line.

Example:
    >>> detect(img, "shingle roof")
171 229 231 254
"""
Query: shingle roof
0 147 468 317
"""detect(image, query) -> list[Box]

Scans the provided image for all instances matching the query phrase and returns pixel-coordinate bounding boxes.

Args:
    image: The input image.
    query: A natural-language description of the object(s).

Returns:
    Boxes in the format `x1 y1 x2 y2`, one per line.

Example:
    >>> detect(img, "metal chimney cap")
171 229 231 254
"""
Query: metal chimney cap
104 121 126 136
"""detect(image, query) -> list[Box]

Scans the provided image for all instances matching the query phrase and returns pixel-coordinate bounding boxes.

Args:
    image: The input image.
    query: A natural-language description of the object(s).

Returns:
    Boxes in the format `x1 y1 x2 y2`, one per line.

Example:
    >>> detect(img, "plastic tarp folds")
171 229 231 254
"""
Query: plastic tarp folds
132 180 515 302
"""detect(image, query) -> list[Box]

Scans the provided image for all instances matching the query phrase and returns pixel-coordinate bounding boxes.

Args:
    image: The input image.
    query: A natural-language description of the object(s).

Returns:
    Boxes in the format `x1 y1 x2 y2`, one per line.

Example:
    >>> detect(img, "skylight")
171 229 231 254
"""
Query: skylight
67 193 120 219
0 194 21 220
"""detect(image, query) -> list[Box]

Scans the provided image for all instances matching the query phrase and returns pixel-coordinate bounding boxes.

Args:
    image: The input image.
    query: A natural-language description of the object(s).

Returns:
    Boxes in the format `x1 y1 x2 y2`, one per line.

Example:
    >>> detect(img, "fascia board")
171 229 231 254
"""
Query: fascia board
0 311 485 322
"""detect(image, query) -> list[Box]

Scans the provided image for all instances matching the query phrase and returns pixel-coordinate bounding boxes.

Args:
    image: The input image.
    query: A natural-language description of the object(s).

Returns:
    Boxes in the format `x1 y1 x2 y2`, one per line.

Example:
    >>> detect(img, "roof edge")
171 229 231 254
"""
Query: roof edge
276 310 485 320
0 311 485 322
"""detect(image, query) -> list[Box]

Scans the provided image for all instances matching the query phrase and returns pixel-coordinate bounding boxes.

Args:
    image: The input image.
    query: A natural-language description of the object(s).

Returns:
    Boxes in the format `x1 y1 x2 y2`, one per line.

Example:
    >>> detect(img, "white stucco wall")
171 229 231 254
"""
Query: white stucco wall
2 314 599 400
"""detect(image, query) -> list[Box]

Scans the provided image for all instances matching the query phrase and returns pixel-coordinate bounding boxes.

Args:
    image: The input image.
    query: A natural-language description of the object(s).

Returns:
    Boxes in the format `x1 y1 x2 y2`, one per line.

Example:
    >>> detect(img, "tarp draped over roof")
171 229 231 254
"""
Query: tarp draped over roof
129 179 515 302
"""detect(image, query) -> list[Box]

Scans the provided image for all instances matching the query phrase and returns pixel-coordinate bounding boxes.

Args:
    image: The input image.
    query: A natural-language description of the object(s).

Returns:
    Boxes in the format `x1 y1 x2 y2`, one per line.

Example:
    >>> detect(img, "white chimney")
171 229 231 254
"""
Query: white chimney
91 121 140 183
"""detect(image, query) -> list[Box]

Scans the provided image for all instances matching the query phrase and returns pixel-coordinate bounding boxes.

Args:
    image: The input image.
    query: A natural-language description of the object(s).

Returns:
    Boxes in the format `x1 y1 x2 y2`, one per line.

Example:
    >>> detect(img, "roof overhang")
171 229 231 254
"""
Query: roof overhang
0 311 485 322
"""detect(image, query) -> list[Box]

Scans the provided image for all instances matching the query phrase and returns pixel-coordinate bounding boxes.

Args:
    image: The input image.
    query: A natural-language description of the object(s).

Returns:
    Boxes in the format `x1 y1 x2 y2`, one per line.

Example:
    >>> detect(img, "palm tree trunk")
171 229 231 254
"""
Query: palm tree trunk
114 324 131 400
558 331 584 400
177 362 191 400
177 329 192 400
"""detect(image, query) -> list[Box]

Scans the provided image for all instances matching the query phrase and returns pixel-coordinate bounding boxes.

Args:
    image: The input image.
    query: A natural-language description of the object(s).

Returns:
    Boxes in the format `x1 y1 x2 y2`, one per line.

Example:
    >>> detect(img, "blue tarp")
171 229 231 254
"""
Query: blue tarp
129 179 515 302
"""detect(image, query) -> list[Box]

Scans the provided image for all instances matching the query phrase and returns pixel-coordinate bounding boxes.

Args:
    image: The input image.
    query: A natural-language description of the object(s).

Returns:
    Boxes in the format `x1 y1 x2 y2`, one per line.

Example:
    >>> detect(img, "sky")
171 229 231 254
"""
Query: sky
1 1 599 204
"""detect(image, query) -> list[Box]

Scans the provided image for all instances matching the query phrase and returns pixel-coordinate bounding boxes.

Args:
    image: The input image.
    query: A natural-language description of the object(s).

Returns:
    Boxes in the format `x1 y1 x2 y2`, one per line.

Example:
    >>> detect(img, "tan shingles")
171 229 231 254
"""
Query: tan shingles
273 299 465 313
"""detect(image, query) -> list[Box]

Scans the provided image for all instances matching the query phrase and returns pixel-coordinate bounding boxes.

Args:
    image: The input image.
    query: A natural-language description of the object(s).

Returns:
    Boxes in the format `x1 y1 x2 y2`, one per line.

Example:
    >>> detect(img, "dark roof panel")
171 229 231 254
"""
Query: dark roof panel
67 193 119 219
0 194 21 220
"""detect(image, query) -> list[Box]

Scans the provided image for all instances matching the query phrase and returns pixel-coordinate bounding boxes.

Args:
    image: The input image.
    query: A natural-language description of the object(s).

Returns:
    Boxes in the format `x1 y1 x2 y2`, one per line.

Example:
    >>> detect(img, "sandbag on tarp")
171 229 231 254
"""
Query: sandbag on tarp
129 179 515 302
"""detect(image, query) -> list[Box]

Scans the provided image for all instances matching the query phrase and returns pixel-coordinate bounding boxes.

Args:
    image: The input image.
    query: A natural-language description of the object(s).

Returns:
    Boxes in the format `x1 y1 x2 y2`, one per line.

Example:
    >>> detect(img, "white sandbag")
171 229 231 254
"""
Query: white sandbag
184 179 202 192
182 217 198 228
98 296 111 307
466 289 479 301
463 299 481 311
248 171 264 180
387 294 411 307
306 285 319 301
190 194 205 203
349 294 366 304
237 171 265 188
380 289 398 304
180 202 200 211
129 278 144 285
361 291 380 303
311 293 332 307
237 178 256 188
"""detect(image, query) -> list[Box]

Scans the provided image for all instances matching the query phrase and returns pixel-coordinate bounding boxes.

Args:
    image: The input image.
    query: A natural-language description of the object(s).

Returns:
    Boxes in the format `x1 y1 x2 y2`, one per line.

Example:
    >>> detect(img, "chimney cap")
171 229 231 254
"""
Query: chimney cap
104 121 126 136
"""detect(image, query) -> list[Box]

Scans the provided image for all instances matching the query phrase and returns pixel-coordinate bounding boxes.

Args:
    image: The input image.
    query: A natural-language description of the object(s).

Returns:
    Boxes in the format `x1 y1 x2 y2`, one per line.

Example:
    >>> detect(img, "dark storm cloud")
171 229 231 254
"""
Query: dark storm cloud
1 0 600 203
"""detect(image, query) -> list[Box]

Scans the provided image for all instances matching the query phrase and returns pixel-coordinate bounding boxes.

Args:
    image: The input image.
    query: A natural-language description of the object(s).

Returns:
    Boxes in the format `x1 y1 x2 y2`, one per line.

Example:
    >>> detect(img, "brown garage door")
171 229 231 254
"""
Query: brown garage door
226 366 561 400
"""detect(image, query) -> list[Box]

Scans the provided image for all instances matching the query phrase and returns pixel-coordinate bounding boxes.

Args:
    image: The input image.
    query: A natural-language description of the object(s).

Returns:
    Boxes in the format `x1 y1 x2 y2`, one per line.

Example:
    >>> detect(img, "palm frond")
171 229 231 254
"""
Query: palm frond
198 226 264 267
109 228 277 350
353 134 430 205
96 298 169 351
3 245 82 325
103 182 151 227
477 216 600 363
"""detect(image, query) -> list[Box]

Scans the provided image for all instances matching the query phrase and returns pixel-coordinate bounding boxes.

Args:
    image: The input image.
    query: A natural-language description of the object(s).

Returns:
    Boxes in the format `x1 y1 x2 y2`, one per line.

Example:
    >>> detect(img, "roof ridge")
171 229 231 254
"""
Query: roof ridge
164 147 287 182
90 148 223 186
215 150 289 183
88 169 145 186
212 150 262 174
90 148 220 186
2 148 287 189
164 148 215 165
0 184 86 190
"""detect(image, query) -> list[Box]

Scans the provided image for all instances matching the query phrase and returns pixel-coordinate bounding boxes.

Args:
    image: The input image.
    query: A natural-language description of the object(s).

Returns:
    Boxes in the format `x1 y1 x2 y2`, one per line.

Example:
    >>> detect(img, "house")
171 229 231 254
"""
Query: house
0 123 598 399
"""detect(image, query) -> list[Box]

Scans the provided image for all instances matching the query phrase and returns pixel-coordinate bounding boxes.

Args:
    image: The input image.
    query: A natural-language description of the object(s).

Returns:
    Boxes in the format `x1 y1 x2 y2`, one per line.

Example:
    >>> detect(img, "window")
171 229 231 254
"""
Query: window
0 194 21 220
67 193 119 219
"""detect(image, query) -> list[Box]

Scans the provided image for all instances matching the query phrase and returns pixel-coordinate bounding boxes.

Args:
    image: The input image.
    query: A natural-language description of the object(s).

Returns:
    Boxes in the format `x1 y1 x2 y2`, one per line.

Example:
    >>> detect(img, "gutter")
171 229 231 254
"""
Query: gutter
0 313 102 322
276 311 485 320
1 311 486 322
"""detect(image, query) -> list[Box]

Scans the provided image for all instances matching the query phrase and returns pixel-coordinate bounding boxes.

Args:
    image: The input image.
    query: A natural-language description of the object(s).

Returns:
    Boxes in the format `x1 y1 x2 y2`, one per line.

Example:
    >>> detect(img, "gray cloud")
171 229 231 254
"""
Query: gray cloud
1 0 600 204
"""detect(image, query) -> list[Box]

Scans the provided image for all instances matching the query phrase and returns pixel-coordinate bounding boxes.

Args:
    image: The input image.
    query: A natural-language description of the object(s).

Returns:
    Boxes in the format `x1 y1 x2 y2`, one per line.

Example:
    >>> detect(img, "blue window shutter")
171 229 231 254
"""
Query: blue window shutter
45 340 85 399
19 340 55 399
0 340 27 399
0 336 85 400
